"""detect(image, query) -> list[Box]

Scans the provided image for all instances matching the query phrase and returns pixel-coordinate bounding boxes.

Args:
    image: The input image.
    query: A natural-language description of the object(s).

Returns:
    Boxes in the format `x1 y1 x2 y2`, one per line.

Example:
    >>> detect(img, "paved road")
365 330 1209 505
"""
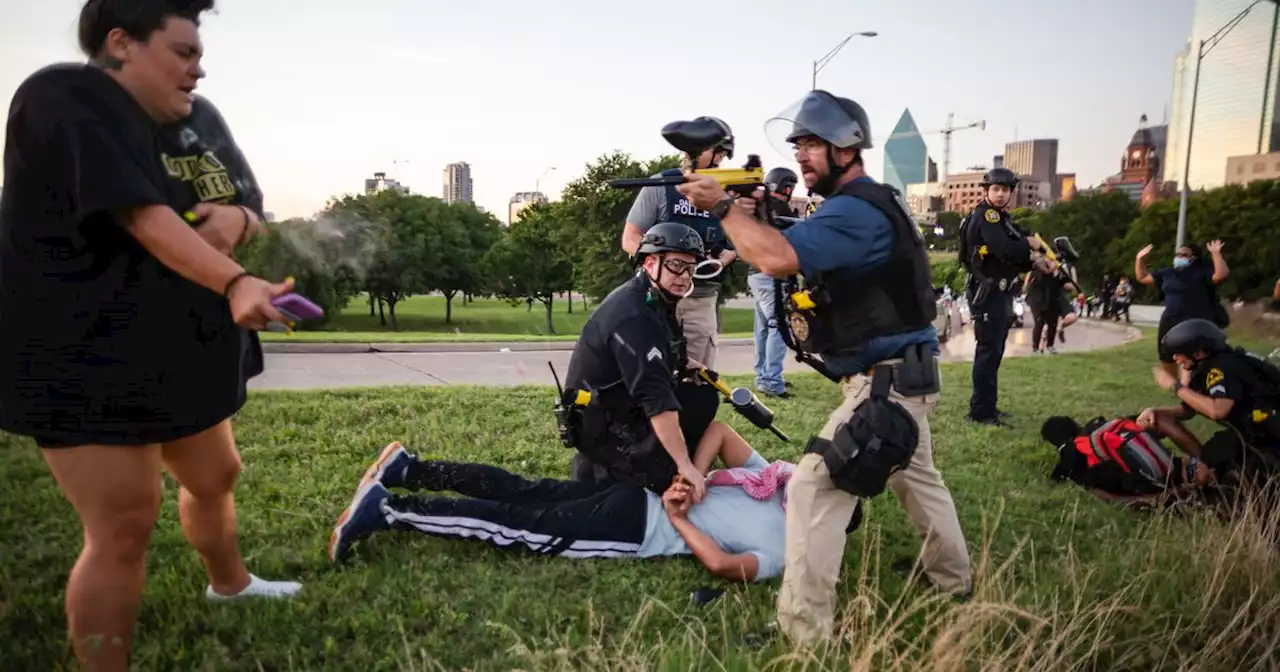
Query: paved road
249 320 1140 391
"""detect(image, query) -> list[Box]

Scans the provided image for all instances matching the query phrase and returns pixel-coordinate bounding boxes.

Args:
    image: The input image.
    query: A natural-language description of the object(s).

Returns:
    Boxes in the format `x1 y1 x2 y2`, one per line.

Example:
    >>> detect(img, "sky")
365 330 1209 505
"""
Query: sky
1 0 1197 222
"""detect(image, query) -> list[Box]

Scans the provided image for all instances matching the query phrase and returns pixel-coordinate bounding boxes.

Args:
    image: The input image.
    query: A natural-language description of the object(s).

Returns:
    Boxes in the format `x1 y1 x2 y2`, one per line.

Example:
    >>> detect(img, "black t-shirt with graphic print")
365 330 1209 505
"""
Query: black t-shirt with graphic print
0 64 256 446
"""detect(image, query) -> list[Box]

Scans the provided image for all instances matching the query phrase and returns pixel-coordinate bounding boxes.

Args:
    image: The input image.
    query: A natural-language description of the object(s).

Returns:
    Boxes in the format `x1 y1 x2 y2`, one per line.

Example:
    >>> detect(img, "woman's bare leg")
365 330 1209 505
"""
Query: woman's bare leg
43 444 164 672
160 420 251 595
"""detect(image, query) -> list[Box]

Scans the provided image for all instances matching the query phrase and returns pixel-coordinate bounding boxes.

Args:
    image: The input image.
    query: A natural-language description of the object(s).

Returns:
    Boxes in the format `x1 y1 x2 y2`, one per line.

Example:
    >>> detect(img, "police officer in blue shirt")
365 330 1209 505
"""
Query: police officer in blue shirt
958 168 1051 426
621 116 738 370
677 90 972 645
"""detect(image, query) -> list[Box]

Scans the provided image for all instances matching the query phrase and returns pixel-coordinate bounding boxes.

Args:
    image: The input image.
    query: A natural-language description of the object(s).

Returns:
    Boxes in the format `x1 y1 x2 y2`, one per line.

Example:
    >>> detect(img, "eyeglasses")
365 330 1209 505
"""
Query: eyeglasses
662 259 696 276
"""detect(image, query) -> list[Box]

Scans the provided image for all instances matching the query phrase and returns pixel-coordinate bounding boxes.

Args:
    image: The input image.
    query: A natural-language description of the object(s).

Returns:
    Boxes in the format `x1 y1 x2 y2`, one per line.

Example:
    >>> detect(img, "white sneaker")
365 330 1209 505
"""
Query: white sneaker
206 574 303 601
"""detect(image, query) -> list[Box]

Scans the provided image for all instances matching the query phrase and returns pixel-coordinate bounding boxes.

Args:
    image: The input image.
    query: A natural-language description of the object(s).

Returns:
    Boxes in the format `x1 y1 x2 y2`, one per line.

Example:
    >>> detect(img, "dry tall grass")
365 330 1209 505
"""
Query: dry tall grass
480 492 1280 672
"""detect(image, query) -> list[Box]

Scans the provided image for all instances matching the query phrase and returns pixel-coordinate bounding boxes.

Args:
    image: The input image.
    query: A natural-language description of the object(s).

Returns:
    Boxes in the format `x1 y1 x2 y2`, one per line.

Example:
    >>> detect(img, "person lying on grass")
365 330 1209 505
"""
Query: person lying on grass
328 422 796 582
1041 414 1216 508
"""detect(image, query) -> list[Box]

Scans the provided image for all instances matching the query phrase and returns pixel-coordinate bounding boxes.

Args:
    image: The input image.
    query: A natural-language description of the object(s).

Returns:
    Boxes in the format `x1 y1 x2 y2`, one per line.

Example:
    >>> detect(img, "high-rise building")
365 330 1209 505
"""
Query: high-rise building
1003 139 1058 185
364 171 410 195
443 162 473 204
883 109 931 193
508 191 547 224
1165 0 1280 190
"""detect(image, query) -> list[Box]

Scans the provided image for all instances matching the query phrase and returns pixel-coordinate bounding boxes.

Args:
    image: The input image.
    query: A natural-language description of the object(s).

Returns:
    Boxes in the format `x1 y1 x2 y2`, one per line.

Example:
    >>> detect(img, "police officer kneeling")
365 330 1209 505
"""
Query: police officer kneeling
958 167 1051 426
1139 319 1280 494
677 90 972 645
562 222 722 500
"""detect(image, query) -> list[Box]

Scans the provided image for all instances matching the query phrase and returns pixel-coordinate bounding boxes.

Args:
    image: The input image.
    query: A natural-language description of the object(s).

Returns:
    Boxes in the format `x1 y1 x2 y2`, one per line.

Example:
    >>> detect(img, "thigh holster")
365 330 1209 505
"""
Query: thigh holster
805 356 930 499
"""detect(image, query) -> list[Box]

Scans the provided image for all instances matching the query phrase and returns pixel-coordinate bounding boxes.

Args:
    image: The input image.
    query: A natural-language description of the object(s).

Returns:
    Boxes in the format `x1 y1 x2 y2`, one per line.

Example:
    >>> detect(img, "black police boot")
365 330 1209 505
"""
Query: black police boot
965 414 1012 428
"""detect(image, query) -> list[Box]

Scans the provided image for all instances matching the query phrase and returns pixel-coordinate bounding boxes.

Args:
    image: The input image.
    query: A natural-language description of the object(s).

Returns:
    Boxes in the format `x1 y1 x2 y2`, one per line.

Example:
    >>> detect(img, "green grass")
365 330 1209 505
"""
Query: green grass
3 338 1279 670
264 294 756 343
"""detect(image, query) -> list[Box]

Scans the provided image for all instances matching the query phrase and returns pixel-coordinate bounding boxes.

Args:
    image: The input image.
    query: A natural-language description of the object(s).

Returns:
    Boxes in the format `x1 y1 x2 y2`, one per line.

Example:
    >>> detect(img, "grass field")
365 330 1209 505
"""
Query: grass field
262 294 756 343
3 337 1280 670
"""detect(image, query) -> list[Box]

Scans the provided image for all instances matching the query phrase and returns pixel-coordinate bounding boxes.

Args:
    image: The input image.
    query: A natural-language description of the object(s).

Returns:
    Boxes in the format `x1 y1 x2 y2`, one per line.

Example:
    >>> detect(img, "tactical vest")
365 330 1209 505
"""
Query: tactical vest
784 180 937 359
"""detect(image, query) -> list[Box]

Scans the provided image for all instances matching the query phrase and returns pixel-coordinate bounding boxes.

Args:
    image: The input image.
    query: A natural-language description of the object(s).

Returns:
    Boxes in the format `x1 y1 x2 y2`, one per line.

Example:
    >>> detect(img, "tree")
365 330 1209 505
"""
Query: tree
322 191 441 330
558 151 680 302
433 202 502 323
1108 179 1280 302
484 203 574 334
1013 191 1140 292
238 216 369 328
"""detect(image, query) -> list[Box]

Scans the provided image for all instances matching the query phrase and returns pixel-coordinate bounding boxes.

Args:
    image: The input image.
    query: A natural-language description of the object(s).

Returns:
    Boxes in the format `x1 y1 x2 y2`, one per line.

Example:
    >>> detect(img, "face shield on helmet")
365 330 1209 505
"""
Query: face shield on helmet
764 91 871 159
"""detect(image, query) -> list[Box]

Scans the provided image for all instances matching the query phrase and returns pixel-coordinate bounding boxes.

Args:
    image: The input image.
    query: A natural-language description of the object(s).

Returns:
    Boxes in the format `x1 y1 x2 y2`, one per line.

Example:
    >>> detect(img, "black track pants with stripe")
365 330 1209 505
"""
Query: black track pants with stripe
385 460 649 558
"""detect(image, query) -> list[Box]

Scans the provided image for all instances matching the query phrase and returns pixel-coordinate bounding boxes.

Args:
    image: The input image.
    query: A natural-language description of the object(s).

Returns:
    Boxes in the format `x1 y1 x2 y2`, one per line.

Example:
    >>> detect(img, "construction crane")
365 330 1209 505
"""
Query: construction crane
882 112 986 181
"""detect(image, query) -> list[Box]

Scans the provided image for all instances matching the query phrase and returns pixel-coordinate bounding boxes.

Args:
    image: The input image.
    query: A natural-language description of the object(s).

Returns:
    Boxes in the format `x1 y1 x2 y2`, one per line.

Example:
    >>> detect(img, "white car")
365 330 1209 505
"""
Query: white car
934 287 954 343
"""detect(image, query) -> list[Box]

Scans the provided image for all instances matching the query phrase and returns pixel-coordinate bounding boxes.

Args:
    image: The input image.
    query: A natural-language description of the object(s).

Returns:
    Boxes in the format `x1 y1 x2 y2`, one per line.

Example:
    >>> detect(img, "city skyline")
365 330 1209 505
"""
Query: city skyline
1 0 1200 219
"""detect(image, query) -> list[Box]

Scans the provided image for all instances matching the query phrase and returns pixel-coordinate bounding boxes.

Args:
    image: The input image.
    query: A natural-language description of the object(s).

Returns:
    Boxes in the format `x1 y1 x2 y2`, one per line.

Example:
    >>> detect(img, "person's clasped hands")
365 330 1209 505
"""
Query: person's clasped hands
662 475 696 518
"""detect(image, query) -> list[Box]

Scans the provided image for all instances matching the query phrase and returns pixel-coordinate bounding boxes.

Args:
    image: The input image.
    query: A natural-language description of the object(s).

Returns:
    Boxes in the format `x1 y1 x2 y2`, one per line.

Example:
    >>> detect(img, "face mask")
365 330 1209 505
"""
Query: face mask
1173 257 1191 269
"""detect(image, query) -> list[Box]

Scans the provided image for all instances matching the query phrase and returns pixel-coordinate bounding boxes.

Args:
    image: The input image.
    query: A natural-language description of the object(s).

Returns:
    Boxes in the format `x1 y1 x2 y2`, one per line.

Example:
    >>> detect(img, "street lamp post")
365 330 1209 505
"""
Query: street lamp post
1175 0 1277 250
812 31 878 90
536 167 557 199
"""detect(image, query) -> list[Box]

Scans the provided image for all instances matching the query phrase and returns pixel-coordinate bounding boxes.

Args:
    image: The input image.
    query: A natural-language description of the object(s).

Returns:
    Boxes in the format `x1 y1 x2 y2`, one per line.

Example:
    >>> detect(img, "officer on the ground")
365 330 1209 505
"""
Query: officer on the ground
746 167 802 398
1138 319 1280 489
564 222 723 501
620 117 738 371
958 167 1051 426
676 90 972 645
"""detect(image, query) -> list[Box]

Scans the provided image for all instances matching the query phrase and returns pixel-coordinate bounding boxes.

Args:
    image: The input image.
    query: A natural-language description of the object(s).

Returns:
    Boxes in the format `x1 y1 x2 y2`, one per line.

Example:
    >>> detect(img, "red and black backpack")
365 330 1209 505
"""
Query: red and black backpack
1070 416 1175 487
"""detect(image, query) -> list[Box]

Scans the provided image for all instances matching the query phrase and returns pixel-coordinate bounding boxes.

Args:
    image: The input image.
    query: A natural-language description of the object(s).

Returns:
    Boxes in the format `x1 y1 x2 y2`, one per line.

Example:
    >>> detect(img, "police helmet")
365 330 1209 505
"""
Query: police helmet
636 222 705 260
766 90 873 151
694 116 735 159
765 167 799 194
1160 318 1229 357
980 167 1019 188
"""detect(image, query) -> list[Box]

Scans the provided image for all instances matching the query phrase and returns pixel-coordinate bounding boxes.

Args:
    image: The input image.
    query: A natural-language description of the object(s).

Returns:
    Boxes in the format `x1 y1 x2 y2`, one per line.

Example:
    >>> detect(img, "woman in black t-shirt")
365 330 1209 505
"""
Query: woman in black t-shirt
0 2 300 668
1134 240 1230 378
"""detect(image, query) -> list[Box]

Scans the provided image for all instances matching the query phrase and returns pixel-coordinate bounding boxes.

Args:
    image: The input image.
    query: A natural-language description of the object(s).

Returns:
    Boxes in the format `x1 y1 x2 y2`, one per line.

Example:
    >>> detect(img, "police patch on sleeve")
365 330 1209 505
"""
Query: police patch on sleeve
1205 368 1224 388
984 209 1000 223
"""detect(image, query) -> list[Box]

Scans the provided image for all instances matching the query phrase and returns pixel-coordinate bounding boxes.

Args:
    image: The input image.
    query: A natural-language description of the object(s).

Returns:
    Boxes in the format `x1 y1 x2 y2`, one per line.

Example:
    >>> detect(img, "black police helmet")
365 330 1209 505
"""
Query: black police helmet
1160 318 1229 358
765 167 799 194
981 167 1019 188
636 222 705 260
775 90 873 150
694 116 735 159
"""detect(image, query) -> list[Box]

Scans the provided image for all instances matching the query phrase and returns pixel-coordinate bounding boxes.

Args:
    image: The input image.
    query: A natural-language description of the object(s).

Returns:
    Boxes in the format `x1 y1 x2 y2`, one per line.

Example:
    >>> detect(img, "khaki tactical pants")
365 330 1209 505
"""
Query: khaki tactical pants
777 368 972 645
677 293 719 370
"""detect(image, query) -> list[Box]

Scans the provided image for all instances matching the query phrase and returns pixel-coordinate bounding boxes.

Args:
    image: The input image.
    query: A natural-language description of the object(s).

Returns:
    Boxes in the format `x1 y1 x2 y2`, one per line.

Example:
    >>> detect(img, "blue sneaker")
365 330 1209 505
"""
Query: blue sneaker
362 441 411 490
329 481 390 563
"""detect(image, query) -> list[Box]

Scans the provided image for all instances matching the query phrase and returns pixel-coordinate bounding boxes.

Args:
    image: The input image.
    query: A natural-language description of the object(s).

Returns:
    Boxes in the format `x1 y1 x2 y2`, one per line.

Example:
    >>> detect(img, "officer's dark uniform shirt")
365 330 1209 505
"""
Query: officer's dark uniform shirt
1187 353 1280 447
565 274 683 419
780 176 939 376
965 202 1032 280
0 64 263 447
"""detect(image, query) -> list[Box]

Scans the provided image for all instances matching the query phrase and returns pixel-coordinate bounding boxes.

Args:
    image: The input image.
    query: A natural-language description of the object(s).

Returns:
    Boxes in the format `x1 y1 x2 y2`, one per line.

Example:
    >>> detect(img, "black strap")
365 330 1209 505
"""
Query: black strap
870 364 893 399
804 435 831 456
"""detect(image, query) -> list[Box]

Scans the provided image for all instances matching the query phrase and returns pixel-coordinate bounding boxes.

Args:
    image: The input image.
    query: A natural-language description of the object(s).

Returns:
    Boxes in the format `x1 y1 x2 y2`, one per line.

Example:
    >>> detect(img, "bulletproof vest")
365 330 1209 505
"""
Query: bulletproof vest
1214 350 1280 444
659 168 727 256
962 203 1025 282
788 180 937 359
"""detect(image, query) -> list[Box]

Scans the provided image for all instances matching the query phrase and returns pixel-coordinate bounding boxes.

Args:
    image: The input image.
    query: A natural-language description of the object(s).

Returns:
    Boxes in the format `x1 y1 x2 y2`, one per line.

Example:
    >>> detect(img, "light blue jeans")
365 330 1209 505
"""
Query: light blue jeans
748 272 787 394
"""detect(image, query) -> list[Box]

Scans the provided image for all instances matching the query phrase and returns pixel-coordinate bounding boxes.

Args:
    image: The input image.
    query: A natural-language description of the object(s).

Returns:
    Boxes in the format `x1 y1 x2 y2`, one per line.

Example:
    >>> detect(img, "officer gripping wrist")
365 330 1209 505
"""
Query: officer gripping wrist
561 222 733 503
676 89 973 646
956 167 1050 427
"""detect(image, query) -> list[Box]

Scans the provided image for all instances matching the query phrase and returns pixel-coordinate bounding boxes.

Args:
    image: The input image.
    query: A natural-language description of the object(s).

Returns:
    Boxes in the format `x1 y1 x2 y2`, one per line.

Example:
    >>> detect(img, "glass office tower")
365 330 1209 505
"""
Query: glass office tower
884 108 929 193
1165 0 1280 189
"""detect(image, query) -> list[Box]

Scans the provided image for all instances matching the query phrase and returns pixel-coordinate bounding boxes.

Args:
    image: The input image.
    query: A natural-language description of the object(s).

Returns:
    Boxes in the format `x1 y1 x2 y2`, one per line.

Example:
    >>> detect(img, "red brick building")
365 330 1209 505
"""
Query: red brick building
1099 115 1177 207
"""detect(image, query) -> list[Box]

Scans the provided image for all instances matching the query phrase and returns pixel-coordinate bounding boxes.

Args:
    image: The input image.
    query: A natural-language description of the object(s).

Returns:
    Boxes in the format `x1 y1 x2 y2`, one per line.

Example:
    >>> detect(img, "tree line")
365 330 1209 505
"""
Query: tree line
238 151 751 333
242 155 1278 332
924 179 1279 303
